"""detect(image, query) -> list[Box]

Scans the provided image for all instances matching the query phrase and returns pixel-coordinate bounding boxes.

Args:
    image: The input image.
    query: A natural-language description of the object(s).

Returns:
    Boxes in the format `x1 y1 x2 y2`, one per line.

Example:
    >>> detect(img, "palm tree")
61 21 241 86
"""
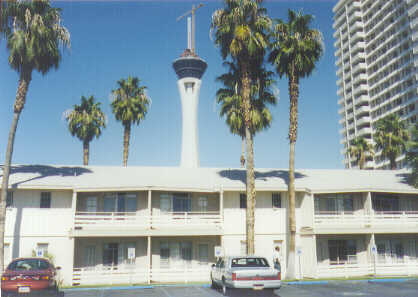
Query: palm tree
111 76 150 167
406 125 417 188
65 96 106 165
268 9 323 278
348 137 374 169
211 0 271 255
0 0 70 271
374 114 410 170
217 61 276 168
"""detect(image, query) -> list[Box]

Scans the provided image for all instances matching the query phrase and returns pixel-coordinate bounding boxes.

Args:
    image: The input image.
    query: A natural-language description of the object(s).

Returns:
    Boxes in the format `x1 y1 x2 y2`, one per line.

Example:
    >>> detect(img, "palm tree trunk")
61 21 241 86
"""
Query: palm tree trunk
0 70 32 271
287 69 299 279
359 153 365 170
390 156 397 170
241 61 255 255
83 141 89 166
123 124 131 167
241 136 245 168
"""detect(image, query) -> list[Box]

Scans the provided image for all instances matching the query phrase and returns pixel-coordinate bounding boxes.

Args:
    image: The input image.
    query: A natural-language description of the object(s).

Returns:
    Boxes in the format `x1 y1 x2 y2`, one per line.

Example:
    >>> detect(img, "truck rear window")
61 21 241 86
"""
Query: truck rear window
231 257 270 267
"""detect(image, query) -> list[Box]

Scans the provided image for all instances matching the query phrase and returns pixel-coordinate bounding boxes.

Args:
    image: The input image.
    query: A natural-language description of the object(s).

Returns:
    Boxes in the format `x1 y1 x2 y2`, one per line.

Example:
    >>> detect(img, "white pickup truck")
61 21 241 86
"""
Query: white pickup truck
210 256 281 295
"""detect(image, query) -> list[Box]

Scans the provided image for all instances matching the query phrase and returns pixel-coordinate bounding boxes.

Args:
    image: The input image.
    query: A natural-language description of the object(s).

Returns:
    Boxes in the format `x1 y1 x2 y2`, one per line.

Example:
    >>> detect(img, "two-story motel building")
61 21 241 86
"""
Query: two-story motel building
2 165 418 286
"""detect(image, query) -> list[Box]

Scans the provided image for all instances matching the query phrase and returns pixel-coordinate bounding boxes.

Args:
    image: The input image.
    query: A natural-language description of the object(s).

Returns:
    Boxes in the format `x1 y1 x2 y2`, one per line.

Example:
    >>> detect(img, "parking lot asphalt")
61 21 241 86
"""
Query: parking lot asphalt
60 279 418 297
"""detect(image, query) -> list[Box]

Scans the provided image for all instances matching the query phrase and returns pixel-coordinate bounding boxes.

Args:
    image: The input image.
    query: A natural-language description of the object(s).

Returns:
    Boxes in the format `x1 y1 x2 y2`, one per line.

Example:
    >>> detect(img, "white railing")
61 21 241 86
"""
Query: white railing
72 266 212 286
314 211 418 228
75 212 148 228
74 211 222 230
72 266 148 286
316 262 418 278
151 212 222 228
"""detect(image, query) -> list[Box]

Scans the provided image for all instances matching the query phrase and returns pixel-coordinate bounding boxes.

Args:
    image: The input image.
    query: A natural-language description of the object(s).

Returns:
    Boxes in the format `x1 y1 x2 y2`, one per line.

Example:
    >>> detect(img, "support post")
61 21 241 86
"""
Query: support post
220 189 224 228
148 190 152 228
147 236 151 284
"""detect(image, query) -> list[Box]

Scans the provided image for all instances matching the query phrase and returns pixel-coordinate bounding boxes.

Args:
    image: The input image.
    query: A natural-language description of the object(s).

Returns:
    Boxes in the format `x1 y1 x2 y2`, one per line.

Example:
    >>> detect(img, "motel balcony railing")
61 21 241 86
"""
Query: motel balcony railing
74 211 223 231
314 211 418 231
316 261 418 279
72 265 212 286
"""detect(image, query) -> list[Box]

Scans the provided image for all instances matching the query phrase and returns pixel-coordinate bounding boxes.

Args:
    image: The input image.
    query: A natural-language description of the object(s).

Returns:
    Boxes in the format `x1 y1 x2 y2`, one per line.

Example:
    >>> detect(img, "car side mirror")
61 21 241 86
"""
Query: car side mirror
211 264 216 268
55 266 61 270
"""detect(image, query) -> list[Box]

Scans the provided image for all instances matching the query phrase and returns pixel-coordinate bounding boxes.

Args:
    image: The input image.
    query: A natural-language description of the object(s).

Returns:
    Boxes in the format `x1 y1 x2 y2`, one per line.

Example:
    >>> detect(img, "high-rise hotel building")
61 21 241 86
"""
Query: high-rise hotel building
333 0 417 169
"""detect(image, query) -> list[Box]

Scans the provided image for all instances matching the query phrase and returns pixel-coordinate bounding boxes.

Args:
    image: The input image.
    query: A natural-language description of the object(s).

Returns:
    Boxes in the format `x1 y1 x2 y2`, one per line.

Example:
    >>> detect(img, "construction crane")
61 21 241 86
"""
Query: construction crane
177 3 204 54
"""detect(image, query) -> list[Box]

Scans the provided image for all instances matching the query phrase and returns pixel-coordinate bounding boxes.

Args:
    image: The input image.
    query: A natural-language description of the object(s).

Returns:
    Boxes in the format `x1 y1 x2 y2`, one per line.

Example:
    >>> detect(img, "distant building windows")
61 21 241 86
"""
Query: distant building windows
240 194 247 209
6 192 13 208
40 192 51 208
272 193 282 208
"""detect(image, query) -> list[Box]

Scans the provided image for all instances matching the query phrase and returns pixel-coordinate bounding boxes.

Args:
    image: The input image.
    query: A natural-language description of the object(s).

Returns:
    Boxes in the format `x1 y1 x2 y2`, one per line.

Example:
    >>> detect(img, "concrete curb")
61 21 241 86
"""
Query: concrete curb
368 278 411 283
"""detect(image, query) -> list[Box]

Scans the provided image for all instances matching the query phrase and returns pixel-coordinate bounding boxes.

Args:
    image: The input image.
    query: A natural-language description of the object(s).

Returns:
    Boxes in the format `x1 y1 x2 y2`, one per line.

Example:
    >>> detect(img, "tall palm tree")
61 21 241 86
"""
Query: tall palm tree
211 0 271 255
406 125 417 188
0 0 70 271
111 76 150 167
217 61 276 168
374 114 410 170
65 96 106 165
348 137 374 169
268 9 323 278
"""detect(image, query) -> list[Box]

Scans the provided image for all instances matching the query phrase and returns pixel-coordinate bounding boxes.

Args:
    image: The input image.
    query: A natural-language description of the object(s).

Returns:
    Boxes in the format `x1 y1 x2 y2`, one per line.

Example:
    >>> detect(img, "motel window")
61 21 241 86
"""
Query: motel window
173 193 191 212
198 197 208 212
40 192 51 208
272 193 281 208
159 241 192 268
160 193 191 213
86 197 97 212
199 244 209 264
314 194 353 214
104 193 137 213
240 194 247 209
328 240 356 265
84 246 96 267
103 243 118 266
372 194 399 212
6 192 13 208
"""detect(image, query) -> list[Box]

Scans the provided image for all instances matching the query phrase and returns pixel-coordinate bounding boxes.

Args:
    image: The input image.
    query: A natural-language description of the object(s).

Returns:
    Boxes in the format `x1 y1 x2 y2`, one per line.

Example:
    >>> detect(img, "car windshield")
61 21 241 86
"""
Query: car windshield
231 257 270 268
7 259 50 271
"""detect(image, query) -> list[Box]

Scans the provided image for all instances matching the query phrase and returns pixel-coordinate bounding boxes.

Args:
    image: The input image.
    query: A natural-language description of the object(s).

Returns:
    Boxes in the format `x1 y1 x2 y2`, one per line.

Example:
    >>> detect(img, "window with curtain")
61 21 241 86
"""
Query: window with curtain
6 192 13 208
328 239 356 264
40 192 51 208
84 246 96 268
240 194 247 209
272 193 281 208
198 197 208 212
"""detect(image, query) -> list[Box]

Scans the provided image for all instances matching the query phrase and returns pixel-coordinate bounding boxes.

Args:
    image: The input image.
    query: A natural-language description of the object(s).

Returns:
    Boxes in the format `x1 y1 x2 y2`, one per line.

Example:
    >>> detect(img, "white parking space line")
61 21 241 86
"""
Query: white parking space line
197 286 221 297
159 287 173 297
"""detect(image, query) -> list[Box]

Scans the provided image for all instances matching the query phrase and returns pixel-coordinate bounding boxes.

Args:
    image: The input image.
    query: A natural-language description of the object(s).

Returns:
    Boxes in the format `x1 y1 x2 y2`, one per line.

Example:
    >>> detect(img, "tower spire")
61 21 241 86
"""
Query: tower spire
176 3 204 54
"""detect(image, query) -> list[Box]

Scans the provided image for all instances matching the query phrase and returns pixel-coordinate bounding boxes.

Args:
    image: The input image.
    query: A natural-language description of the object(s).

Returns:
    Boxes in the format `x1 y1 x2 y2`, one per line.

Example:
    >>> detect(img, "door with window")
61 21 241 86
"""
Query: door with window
104 194 137 213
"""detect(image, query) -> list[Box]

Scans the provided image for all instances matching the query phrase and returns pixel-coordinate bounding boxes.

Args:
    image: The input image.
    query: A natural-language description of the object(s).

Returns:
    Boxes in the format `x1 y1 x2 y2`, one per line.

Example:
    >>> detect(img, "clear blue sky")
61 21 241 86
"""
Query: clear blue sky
0 0 342 169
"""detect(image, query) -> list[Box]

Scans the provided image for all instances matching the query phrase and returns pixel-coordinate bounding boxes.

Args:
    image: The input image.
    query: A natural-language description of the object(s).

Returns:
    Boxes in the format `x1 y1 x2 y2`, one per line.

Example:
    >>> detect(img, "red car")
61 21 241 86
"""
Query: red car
1 258 60 296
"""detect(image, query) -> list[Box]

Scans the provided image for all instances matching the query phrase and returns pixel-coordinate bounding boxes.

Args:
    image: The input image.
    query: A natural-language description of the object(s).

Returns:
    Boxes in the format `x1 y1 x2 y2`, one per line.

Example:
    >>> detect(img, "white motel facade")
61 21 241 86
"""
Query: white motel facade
2 165 418 286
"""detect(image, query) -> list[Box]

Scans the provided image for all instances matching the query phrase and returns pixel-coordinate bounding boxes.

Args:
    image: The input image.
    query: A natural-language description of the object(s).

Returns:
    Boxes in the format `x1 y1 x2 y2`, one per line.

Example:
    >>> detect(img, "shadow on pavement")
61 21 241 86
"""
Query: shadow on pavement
210 287 279 297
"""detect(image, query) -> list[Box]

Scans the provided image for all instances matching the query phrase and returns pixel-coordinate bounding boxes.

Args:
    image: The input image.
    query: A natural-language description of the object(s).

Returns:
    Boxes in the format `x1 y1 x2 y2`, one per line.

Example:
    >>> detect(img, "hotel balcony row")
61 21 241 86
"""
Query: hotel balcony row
5 189 418 238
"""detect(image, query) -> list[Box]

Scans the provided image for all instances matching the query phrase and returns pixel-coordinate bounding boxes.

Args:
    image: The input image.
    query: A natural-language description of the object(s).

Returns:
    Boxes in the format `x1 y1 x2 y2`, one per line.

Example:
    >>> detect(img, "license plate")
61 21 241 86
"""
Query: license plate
18 286 31 293
253 284 264 290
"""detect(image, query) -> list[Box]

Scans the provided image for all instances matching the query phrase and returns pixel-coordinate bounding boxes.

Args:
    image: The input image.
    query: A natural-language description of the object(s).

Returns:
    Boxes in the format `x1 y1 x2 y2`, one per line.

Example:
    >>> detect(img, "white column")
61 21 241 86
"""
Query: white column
177 77 202 168
148 190 152 228
220 189 224 227
147 236 151 284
